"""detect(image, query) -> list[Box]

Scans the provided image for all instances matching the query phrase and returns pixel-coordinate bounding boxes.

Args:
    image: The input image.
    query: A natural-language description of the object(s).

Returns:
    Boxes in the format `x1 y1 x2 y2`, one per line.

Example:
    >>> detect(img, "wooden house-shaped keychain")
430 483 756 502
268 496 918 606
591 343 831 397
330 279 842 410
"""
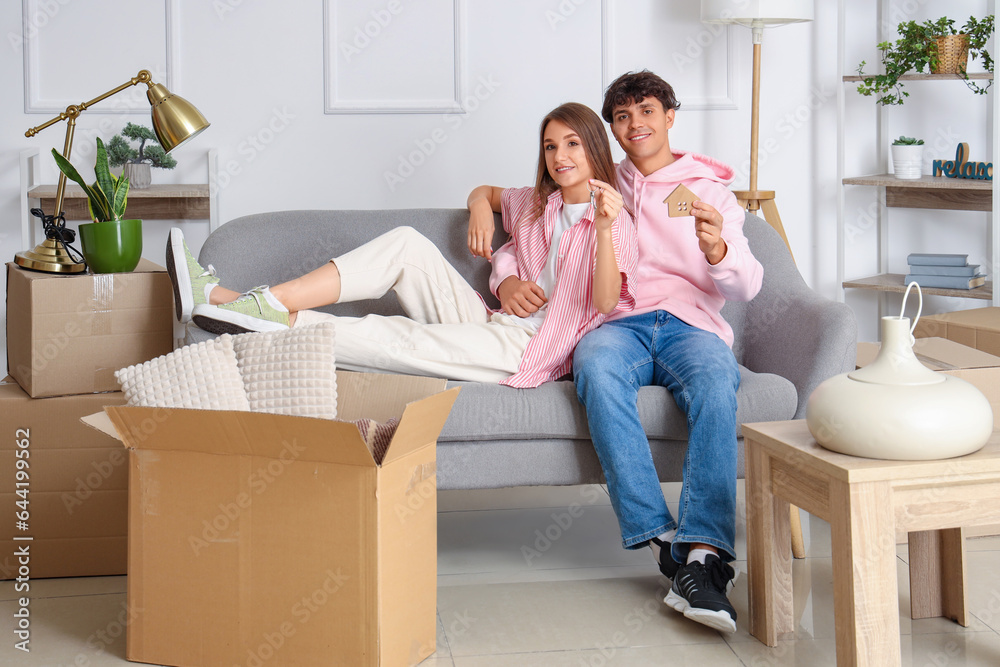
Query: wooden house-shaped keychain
664 184 700 217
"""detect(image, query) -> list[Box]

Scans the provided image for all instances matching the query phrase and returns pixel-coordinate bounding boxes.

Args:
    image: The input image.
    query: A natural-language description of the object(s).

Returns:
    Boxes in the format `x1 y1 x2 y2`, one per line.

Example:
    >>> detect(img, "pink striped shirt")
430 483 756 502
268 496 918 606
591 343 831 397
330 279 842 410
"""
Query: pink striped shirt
492 186 638 388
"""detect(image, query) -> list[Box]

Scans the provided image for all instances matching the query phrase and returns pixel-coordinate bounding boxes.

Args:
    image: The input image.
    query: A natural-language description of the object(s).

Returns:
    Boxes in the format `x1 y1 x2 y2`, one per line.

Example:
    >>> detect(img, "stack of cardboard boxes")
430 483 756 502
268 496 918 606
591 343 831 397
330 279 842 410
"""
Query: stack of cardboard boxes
2 259 173 579
5 255 459 664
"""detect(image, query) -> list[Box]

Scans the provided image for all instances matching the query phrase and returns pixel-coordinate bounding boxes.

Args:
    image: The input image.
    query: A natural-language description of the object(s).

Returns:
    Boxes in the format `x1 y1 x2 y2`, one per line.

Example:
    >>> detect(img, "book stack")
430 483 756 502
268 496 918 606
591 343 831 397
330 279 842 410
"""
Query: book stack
905 253 986 290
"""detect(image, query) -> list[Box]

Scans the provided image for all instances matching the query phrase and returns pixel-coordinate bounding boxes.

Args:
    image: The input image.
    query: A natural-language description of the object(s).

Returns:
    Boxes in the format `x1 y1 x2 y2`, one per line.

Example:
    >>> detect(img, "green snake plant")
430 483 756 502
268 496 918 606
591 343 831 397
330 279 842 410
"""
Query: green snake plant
51 137 130 222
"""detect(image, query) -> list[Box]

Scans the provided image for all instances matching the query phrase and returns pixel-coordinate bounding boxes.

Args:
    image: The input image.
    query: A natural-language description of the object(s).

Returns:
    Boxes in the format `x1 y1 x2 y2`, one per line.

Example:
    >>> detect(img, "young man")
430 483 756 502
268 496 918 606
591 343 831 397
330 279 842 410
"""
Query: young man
574 71 763 633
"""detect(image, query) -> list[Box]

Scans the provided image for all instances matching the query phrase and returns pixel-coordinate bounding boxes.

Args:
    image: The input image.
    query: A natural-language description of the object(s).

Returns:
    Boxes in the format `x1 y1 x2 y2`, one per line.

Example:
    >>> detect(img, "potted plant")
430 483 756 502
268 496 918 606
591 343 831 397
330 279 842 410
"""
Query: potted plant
891 135 924 180
51 137 143 273
106 122 177 189
856 15 994 105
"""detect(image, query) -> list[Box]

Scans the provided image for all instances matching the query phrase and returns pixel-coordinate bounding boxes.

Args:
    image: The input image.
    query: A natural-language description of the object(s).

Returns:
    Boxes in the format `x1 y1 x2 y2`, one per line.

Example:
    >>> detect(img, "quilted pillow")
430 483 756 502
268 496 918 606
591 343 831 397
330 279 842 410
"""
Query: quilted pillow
231 322 337 419
115 335 251 411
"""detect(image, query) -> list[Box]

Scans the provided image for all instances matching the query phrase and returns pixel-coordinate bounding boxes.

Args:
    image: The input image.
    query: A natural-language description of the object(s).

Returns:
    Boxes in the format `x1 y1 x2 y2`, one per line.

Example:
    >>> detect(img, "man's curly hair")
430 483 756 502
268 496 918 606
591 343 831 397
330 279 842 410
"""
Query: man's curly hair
602 70 681 122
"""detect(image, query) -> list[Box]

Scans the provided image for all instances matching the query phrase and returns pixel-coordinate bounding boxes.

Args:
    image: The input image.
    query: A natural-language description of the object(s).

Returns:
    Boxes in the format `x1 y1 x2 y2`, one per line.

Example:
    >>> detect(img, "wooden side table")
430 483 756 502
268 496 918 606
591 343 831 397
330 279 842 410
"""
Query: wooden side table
744 420 1000 667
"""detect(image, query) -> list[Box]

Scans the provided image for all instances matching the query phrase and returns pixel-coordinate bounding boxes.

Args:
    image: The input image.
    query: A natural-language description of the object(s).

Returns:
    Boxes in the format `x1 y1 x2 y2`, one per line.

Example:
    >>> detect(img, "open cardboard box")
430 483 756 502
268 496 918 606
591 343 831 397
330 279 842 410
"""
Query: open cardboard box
84 371 459 667
912 306 1000 357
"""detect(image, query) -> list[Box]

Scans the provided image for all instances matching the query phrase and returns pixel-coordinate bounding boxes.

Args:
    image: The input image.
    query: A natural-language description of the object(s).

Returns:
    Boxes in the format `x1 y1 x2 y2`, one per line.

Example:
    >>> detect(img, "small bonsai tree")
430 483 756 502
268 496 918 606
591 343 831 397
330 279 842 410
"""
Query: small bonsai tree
106 122 177 169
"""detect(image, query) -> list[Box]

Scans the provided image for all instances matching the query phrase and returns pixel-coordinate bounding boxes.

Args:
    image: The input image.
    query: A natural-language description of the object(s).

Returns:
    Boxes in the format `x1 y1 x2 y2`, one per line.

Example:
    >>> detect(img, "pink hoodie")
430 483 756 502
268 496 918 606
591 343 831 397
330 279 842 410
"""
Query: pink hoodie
610 152 762 346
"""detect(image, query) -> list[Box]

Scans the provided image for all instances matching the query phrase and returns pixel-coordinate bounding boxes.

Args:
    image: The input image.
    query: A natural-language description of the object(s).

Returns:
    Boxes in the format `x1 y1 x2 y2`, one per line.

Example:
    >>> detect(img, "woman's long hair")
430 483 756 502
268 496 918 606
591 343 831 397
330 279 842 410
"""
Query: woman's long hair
533 102 617 220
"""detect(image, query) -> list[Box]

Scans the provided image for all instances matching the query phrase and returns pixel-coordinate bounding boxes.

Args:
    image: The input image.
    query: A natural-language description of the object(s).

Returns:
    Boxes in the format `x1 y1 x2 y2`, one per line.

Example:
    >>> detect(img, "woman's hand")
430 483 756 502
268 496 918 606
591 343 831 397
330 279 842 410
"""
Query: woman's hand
588 179 624 314
467 186 501 259
497 276 547 317
467 204 495 259
589 179 623 232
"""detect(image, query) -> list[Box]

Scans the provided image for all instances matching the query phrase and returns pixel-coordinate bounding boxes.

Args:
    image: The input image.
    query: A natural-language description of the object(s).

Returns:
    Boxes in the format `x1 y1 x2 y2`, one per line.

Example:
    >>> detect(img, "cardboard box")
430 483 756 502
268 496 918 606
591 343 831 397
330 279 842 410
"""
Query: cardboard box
913 307 1000 357
85 372 459 667
6 259 173 398
0 378 127 580
856 337 1000 425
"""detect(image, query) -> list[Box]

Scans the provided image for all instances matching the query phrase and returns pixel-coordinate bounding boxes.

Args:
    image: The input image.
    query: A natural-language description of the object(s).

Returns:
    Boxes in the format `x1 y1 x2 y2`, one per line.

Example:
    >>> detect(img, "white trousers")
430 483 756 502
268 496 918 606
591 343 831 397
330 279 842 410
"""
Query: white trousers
293 226 534 383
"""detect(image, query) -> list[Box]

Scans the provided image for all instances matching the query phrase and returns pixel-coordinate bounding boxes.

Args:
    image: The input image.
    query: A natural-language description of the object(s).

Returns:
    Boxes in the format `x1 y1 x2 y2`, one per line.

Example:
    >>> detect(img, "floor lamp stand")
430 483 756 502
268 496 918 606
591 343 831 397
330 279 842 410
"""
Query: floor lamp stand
734 30 805 559
734 31 795 261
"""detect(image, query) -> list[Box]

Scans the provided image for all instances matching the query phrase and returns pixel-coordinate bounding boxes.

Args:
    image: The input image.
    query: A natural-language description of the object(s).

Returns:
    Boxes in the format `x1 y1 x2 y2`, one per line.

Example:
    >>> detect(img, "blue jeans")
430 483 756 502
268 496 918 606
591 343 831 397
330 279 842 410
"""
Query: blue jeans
573 311 740 563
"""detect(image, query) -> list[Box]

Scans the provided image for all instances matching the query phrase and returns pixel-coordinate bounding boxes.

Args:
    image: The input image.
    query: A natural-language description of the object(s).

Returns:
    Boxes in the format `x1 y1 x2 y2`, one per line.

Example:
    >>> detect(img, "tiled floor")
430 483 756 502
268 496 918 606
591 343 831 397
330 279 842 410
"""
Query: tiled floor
3 482 1000 666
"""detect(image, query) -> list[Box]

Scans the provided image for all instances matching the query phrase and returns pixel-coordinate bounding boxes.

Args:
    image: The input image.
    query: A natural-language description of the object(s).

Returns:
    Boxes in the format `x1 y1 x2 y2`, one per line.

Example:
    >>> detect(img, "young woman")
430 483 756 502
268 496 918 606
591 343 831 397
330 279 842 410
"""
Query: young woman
173 102 637 388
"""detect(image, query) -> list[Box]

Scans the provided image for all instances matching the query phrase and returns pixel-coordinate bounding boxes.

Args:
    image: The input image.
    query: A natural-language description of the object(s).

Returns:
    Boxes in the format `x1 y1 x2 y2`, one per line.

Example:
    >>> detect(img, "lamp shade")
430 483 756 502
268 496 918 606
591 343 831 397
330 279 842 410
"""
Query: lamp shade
701 0 813 27
147 82 211 153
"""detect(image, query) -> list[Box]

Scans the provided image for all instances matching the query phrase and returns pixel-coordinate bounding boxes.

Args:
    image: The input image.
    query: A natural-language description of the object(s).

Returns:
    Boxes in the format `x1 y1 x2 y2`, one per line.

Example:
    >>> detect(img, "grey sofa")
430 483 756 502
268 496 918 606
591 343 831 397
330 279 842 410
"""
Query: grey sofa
188 209 856 490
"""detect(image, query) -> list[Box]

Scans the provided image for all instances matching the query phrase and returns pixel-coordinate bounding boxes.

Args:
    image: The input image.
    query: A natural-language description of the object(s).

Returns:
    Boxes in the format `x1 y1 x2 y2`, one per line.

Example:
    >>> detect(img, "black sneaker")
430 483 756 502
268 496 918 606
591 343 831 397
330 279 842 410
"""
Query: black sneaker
664 554 737 633
650 536 680 579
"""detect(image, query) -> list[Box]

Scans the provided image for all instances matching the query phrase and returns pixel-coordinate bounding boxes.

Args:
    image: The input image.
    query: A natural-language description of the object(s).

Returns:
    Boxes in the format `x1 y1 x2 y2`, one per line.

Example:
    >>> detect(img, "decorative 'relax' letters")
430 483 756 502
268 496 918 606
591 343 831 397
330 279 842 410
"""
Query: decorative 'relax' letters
933 143 994 181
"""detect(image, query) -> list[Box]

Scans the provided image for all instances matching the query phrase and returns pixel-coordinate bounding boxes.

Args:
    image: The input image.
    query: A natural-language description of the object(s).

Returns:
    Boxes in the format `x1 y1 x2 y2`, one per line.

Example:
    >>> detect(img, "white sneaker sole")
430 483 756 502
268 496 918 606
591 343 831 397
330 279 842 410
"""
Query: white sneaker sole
192 304 289 335
664 590 737 634
167 228 194 323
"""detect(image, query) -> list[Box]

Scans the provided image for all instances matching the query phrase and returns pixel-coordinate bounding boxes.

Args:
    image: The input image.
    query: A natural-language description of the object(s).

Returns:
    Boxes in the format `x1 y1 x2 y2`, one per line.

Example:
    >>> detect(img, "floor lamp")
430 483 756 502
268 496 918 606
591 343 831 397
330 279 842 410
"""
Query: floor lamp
700 1 814 258
702 1 814 560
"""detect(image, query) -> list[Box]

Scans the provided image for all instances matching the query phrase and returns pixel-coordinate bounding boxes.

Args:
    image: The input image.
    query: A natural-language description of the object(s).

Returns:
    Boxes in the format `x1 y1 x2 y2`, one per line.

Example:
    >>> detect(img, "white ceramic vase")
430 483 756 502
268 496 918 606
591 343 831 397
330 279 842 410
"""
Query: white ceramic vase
807 285 992 460
891 144 923 180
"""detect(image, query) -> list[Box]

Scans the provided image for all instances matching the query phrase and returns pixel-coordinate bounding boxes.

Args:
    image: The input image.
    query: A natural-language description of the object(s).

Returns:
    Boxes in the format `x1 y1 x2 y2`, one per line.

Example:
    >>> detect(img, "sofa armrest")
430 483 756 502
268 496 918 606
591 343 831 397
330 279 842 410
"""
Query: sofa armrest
741 291 857 419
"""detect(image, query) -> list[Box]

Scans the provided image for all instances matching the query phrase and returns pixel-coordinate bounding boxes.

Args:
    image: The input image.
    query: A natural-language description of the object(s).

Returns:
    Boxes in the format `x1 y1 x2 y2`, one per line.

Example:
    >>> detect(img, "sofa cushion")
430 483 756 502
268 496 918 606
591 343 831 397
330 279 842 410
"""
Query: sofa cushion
439 366 796 442
185 328 798 442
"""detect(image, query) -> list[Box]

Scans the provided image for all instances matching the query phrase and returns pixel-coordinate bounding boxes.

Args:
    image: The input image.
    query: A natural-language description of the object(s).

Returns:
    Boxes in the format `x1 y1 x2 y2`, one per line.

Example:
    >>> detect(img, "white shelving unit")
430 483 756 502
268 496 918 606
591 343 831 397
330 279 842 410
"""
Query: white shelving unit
19 148 220 250
836 0 1000 323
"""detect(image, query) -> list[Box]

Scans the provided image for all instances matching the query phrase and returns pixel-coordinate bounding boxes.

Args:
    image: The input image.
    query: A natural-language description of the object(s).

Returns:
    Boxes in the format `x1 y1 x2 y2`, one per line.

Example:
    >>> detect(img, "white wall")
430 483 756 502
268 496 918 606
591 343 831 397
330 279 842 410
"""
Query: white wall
0 0 994 372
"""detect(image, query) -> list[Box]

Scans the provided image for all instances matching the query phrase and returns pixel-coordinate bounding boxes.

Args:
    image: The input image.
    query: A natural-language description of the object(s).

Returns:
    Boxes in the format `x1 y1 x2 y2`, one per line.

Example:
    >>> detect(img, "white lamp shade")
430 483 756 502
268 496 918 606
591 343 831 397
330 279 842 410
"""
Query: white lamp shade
701 0 814 27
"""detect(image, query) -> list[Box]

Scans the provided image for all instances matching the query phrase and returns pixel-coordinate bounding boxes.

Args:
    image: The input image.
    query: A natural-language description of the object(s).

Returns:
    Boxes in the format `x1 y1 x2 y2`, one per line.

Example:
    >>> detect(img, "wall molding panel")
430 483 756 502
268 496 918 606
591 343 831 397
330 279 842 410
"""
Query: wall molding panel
22 0 176 114
324 0 466 114
600 0 739 111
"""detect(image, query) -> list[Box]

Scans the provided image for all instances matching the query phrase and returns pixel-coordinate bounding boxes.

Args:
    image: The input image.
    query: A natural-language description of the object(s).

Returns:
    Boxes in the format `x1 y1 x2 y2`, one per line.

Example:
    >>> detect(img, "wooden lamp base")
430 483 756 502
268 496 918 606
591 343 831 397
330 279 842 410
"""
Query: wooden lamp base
734 189 793 260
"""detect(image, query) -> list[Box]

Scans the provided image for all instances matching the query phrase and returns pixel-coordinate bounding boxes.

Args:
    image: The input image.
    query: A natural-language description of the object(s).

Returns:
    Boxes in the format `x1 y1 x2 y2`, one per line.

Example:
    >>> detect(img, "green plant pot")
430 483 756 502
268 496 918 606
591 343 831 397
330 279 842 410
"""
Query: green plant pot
79 219 143 274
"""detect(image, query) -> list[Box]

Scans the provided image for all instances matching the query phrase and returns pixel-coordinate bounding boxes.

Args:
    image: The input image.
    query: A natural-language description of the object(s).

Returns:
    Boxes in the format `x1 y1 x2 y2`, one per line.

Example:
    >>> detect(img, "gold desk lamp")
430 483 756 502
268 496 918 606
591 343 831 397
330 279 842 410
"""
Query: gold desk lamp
15 69 210 273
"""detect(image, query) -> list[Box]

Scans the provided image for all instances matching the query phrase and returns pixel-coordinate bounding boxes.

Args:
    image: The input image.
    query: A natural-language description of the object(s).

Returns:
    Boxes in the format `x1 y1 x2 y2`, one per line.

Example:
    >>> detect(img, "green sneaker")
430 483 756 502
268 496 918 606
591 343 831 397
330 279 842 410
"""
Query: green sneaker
192 286 290 334
166 227 220 323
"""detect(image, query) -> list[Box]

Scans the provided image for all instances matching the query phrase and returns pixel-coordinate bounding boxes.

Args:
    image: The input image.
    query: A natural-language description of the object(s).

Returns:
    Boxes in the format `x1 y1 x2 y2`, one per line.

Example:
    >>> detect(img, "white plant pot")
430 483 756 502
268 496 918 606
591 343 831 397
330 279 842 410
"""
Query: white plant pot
123 162 152 189
891 144 923 180
806 311 992 461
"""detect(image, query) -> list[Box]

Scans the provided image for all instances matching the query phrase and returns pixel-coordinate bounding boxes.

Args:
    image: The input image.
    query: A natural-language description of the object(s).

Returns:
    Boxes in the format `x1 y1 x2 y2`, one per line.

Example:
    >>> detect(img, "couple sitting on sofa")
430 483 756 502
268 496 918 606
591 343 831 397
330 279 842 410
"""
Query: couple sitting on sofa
165 70 763 635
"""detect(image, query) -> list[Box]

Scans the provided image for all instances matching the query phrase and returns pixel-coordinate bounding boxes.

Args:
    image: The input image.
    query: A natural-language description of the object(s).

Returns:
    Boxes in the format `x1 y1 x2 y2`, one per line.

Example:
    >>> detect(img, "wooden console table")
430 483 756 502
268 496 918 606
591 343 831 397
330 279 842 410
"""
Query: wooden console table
744 419 1000 666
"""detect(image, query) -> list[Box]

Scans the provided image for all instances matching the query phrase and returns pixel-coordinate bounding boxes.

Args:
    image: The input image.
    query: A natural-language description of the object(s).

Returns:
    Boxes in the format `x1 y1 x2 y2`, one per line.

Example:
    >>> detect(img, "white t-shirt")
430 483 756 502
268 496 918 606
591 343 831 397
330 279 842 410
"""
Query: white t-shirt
511 201 591 332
